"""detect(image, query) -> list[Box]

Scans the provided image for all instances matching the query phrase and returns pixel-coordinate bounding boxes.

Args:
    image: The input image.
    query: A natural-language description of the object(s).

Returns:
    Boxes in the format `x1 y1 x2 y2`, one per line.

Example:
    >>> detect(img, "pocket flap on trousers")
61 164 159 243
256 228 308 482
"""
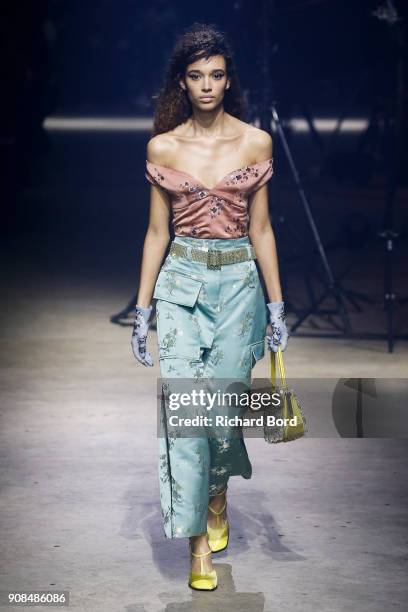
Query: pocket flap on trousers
153 269 203 307
251 340 265 362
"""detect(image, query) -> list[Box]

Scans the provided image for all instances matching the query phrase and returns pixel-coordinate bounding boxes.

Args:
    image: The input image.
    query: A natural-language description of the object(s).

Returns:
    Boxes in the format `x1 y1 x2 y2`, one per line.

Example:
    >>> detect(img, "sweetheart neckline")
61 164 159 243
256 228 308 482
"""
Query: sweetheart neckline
145 157 273 192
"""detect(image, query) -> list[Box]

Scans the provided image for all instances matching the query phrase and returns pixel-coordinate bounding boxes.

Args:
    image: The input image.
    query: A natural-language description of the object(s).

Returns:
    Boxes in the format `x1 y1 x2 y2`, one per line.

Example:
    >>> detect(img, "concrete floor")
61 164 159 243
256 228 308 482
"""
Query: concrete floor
1 266 408 612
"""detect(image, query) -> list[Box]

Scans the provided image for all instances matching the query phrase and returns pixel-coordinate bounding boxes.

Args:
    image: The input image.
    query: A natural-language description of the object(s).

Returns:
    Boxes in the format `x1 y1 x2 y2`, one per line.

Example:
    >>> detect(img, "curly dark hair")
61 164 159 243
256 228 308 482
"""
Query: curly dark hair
150 22 246 137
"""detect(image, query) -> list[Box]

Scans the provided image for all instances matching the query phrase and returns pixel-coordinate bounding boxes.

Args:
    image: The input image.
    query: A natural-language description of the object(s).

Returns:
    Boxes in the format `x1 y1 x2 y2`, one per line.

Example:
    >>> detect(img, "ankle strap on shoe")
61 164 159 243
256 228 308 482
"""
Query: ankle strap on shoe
191 549 211 558
190 547 212 575
208 498 227 529
208 499 227 516
213 486 227 497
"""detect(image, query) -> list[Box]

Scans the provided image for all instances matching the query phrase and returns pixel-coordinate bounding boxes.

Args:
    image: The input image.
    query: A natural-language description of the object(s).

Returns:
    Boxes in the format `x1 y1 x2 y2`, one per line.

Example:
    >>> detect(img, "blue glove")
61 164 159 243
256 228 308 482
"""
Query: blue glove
266 301 289 352
131 304 154 366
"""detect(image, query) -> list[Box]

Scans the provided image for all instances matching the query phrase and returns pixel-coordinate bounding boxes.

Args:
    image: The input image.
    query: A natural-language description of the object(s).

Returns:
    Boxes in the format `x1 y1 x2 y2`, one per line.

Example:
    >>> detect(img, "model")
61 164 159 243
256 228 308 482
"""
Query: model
131 22 289 591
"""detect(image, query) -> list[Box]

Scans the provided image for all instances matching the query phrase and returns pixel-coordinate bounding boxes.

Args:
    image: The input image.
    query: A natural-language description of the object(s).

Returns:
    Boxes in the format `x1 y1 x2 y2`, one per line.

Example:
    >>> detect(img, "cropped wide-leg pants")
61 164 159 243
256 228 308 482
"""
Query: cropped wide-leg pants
153 236 267 538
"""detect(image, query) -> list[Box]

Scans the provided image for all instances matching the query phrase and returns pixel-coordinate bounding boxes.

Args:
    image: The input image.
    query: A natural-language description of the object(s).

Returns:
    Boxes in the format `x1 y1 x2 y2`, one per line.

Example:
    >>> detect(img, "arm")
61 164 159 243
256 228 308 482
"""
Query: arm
131 136 173 367
136 136 172 308
248 130 289 352
247 131 282 302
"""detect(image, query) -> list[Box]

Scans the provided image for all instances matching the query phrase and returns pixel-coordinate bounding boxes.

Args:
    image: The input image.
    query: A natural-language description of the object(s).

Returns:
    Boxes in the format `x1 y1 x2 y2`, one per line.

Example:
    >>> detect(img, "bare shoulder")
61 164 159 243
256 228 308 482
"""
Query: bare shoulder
244 125 273 162
226 115 272 156
146 133 177 165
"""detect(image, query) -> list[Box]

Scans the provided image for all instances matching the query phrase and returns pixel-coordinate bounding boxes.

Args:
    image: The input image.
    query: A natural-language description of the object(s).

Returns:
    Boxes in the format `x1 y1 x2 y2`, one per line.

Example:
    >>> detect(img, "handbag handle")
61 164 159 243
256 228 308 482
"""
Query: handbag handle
270 346 286 387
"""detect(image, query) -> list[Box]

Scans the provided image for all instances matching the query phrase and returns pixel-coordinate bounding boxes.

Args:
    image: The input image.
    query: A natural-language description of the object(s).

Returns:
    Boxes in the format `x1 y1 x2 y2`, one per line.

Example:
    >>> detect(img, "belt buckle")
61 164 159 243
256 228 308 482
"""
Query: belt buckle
207 248 222 270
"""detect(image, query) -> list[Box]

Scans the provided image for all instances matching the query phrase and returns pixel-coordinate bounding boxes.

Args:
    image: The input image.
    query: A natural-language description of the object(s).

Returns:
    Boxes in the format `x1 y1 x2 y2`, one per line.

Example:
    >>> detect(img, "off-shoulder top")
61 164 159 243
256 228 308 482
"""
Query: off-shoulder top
145 157 273 239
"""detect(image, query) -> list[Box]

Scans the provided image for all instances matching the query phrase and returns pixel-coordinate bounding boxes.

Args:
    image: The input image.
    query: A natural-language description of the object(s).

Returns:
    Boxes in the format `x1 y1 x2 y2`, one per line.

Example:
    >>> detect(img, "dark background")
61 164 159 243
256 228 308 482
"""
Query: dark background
2 0 407 338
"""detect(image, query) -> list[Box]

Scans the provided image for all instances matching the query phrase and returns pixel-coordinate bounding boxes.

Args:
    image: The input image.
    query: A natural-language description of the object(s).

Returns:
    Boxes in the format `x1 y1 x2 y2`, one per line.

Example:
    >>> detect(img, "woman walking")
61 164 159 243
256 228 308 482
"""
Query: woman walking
131 22 289 591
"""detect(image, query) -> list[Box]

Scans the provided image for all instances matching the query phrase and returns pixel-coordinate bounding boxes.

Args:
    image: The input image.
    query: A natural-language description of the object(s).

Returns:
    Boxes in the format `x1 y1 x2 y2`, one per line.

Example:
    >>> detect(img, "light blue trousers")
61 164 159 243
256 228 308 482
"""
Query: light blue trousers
153 236 267 538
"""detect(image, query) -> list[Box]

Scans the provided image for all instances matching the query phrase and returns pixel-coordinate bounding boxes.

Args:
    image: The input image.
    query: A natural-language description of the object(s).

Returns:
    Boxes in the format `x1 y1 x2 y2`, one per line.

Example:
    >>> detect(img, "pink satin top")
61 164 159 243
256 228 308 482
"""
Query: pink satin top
145 157 274 239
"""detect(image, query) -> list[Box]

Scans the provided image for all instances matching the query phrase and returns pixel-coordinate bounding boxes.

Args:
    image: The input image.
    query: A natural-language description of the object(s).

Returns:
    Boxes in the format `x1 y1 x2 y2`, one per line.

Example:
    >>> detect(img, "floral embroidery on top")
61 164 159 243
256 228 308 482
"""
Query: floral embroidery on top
145 158 273 239
178 181 207 197
225 165 261 187
234 191 246 206
147 167 165 186
224 216 248 237
208 195 226 218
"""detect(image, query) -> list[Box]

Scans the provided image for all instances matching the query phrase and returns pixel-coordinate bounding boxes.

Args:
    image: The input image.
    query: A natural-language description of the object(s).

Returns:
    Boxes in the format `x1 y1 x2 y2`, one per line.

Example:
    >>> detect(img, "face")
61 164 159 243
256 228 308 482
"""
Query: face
179 54 230 109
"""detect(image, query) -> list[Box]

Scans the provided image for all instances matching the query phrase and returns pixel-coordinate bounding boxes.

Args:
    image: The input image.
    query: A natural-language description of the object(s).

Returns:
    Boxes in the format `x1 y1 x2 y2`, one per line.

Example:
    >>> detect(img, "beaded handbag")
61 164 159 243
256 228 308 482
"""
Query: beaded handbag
263 347 307 443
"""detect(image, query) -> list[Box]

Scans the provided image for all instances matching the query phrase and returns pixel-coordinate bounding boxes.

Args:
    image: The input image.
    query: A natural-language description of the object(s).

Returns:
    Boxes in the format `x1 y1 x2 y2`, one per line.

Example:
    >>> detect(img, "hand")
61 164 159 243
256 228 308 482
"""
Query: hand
131 304 154 366
266 301 289 352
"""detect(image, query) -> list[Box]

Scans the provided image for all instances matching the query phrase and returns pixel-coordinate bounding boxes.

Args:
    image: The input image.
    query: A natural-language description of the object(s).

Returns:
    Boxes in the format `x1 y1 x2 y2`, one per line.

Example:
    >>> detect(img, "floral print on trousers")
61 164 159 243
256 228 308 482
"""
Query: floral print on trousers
154 236 267 538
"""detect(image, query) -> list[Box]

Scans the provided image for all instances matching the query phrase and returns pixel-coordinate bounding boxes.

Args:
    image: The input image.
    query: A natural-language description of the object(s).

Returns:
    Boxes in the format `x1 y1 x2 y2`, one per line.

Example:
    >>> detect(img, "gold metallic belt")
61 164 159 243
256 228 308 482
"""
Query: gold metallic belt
169 242 257 270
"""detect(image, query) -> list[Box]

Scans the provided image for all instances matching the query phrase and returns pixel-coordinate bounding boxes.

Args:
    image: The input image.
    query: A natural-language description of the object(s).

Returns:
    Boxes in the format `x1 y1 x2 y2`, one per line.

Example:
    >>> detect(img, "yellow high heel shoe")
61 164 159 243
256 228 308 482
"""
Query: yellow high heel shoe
188 545 218 591
207 487 229 553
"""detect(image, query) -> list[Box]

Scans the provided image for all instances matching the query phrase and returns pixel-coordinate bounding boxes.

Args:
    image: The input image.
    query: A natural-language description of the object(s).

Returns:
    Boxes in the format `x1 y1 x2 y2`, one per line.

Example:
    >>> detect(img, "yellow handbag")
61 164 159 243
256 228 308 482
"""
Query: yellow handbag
263 347 307 443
